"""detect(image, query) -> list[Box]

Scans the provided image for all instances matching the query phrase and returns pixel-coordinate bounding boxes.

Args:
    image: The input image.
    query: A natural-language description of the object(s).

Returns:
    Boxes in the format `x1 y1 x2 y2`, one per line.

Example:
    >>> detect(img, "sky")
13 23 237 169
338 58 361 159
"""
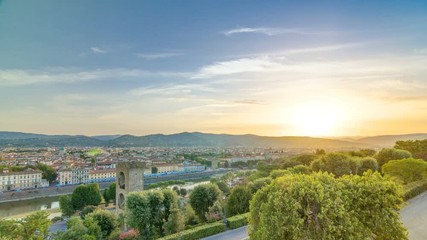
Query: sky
0 0 427 137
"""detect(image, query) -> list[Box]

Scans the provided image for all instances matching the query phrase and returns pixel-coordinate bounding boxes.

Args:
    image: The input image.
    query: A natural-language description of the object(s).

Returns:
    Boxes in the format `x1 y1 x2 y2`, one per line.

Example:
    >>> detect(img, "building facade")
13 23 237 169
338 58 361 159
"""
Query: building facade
89 169 116 182
58 168 89 185
0 170 43 191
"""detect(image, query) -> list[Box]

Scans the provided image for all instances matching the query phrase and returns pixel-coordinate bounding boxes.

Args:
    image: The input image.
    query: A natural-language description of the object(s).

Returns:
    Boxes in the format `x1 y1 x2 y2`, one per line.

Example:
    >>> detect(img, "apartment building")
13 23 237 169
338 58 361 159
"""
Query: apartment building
0 169 43 191
89 169 116 182
58 168 89 185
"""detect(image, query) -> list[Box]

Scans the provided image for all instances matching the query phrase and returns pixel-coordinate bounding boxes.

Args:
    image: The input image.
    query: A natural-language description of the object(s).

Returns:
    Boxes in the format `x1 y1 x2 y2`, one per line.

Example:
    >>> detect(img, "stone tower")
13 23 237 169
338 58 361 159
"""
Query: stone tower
116 161 145 212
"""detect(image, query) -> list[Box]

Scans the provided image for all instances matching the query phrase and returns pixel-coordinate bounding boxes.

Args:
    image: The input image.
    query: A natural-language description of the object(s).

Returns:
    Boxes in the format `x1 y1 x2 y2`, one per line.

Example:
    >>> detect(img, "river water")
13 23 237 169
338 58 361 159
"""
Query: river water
0 196 60 218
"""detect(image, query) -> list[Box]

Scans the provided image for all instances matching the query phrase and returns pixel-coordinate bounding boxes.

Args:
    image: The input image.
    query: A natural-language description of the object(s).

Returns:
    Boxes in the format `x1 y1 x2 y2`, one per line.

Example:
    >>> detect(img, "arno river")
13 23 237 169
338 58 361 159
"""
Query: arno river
0 196 60 218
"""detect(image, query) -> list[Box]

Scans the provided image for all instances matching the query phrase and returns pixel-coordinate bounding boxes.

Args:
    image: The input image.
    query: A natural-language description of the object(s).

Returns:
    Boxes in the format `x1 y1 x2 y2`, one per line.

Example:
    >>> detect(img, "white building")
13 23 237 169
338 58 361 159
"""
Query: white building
0 169 43 191
58 168 89 185
89 169 116 182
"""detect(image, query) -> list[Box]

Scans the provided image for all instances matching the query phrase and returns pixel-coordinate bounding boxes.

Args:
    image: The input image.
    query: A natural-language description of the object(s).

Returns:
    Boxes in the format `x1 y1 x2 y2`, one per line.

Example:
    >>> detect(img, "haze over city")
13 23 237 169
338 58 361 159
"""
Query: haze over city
1 0 427 137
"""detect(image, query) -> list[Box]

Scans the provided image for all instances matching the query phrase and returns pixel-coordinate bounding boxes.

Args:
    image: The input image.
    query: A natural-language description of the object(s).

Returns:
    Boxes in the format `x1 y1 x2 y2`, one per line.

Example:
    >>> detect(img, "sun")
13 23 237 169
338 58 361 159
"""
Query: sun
288 101 344 136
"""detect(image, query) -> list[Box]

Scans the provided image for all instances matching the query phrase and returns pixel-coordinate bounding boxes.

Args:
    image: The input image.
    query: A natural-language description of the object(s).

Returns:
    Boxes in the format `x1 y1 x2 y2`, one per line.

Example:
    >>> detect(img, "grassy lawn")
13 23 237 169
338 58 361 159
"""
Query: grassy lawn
86 148 103 157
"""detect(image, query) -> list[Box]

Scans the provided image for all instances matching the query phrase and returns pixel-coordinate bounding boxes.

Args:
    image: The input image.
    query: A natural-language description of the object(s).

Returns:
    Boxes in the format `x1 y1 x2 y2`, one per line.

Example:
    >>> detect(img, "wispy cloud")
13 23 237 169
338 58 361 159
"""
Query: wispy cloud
192 56 285 79
222 27 332 36
0 68 189 86
90 47 107 54
136 51 184 60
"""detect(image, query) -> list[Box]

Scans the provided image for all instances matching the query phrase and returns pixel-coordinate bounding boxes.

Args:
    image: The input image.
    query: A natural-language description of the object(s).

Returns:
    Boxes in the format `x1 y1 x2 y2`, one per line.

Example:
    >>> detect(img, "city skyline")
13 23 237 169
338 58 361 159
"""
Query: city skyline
1 1 427 136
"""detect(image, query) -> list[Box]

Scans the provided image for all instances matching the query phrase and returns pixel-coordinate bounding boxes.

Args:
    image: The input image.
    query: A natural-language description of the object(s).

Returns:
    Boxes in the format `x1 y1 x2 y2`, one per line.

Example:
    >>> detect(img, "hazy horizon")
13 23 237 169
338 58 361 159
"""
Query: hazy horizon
1 1 427 137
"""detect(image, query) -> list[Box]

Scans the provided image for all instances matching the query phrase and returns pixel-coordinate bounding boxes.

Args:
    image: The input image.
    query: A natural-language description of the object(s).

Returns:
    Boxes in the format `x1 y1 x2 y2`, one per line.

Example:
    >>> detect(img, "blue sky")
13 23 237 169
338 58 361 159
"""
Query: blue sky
1 0 427 136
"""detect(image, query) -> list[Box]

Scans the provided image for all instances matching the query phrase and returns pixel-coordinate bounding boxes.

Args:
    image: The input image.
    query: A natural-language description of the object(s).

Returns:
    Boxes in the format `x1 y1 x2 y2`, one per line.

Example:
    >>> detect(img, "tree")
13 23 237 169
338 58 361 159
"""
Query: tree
60 195 74 217
215 181 230 195
183 204 198 226
80 205 97 219
85 209 117 239
35 163 57 184
205 200 224 222
189 183 221 222
164 208 184 235
382 158 427 184
103 189 110 205
107 182 116 203
310 153 359 177
71 183 102 210
395 139 427 160
226 186 252 216
152 167 158 174
247 177 271 194
179 188 187 197
357 157 378 175
172 186 180 195
59 217 101 240
375 148 412 167
291 154 318 166
249 172 408 240
0 211 51 240
126 189 179 239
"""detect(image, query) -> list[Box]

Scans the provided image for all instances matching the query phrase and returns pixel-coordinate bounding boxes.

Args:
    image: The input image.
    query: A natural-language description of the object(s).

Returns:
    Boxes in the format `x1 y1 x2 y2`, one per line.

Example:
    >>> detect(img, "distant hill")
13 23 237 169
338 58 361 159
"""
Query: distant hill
0 131 425 149
91 135 123 141
355 133 427 147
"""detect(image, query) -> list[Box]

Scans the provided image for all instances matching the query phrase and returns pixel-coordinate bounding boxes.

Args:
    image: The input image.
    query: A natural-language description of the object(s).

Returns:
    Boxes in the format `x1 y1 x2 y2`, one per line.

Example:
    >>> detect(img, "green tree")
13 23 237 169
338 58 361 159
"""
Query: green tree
126 189 179 239
59 195 74 217
179 188 187 197
215 181 230 195
226 186 252 216
107 182 116 203
4 211 51 240
382 158 427 184
71 183 102 210
164 208 184 235
152 167 158 174
310 153 359 177
80 205 97 219
189 183 221 222
85 209 117 239
291 154 318 166
395 139 427 160
247 177 271 194
35 163 57 184
375 148 412 167
102 189 110 205
183 204 198 226
249 172 407 240
357 157 379 175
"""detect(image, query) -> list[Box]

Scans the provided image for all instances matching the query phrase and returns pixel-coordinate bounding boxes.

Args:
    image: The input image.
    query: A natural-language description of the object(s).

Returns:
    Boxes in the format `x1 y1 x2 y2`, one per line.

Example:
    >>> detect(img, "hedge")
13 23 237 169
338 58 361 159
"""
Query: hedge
158 222 226 240
227 213 249 229
403 179 427 200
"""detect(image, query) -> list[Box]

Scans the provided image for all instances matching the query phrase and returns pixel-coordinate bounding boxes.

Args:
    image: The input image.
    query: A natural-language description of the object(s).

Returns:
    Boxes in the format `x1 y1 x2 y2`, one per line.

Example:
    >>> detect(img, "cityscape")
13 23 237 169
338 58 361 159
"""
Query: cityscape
1 1 427 240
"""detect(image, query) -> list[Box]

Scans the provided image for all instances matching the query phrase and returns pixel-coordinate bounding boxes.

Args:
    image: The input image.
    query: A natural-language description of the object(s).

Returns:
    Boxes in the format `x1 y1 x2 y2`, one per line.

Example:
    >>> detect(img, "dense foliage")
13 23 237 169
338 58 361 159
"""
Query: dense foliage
125 189 180 239
382 158 427 184
310 153 359 177
226 186 252 216
375 148 412 167
0 211 51 240
249 172 408 240
189 183 221 222
71 183 102 210
395 139 427 160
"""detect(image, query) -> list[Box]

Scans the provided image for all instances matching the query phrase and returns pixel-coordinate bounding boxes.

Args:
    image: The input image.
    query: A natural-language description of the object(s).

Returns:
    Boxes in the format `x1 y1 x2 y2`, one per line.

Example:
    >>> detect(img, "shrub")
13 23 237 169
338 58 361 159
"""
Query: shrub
382 158 427 184
227 213 249 229
403 179 427 200
158 222 226 240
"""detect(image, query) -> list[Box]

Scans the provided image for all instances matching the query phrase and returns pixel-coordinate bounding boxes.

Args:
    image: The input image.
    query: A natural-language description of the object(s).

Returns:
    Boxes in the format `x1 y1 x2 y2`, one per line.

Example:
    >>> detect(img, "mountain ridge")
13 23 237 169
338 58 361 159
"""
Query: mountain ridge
0 131 425 148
